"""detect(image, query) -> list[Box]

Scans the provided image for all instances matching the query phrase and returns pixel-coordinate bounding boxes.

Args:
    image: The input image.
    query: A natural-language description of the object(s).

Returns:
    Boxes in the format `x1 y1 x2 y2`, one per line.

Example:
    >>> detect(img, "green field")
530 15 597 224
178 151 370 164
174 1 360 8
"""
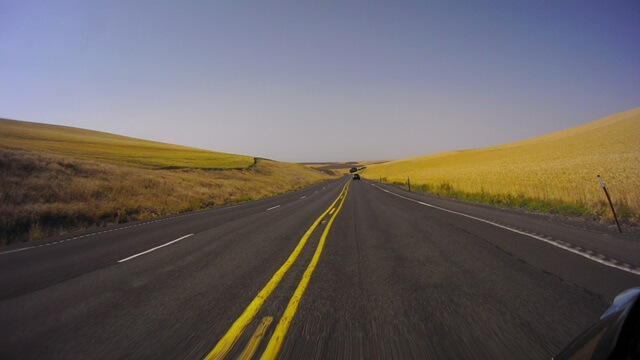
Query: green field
364 107 640 224
0 118 254 170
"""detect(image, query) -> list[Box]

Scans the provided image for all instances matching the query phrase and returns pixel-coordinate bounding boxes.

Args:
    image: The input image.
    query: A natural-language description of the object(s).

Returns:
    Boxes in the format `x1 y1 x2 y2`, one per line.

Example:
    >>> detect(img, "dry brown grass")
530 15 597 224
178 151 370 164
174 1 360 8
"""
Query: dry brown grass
0 148 329 245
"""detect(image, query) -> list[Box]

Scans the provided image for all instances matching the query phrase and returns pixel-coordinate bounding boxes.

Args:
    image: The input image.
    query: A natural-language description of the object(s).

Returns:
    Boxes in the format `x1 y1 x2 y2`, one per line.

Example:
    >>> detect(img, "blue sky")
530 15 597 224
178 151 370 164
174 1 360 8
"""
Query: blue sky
1 1 639 162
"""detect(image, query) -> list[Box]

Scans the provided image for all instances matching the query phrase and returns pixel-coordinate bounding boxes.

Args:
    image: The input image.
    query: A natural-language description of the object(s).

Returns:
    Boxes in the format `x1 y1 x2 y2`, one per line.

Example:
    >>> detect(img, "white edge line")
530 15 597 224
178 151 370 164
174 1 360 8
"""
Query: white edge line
118 234 194 263
266 205 281 211
370 182 640 276
0 203 247 255
0 247 35 255
2 183 333 255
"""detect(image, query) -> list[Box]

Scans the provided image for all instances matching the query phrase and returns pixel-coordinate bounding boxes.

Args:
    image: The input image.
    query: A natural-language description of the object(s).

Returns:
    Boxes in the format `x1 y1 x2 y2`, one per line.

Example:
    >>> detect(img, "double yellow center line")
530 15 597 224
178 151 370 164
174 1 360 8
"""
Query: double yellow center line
204 180 351 360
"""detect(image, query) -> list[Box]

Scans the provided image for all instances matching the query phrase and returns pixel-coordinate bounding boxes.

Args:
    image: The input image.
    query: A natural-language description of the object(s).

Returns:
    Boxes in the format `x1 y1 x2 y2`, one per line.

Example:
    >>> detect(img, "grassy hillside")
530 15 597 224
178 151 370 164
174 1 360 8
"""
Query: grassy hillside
0 119 330 245
0 119 254 169
364 107 640 224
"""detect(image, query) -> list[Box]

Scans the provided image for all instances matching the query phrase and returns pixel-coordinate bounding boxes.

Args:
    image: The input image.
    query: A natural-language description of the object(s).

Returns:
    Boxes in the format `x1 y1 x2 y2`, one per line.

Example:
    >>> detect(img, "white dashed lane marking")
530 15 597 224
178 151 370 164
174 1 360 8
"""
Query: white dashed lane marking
0 204 238 255
118 234 194 263
0 181 341 255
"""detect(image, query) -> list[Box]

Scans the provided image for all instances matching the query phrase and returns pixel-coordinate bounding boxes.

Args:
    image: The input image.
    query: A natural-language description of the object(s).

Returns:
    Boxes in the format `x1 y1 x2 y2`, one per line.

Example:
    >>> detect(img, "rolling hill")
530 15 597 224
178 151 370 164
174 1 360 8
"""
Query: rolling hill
0 119 254 170
0 119 331 245
363 107 640 224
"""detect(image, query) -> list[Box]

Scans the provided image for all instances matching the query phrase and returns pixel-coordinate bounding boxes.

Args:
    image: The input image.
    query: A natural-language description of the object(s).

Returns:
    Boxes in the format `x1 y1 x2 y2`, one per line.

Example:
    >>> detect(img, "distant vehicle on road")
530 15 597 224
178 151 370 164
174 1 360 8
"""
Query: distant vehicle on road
352 174 360 180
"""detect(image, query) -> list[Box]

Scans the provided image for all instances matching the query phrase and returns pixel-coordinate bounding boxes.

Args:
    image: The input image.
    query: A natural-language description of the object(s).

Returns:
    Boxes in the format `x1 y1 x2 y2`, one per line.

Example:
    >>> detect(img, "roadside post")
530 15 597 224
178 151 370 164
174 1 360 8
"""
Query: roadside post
407 177 411 192
598 175 622 233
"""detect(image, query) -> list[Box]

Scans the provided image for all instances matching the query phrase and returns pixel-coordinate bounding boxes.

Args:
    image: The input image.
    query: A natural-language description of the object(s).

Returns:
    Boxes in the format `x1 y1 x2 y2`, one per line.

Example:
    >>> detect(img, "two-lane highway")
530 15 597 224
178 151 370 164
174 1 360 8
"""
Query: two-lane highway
1 176 638 359
0 179 341 300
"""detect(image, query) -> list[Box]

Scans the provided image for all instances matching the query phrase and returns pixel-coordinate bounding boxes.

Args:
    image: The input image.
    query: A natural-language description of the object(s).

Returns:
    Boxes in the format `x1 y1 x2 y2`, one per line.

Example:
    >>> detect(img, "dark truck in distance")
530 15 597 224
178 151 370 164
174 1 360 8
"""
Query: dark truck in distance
352 174 360 180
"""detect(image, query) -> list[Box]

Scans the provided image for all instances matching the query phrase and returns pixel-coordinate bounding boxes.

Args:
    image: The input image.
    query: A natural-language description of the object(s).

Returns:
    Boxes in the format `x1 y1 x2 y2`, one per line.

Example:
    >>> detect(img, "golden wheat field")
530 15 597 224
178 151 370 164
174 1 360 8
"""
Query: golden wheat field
0 118 254 169
364 107 640 223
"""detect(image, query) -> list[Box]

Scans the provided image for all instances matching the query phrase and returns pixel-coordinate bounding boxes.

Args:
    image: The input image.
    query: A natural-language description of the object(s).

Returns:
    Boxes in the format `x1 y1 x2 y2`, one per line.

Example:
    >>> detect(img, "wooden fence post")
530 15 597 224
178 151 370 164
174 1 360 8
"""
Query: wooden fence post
598 175 622 233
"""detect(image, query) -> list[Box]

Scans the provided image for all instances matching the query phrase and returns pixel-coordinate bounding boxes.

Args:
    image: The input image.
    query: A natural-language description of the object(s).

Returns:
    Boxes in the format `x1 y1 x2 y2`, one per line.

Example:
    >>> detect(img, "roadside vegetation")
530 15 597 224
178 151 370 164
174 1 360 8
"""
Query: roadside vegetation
0 120 331 245
364 107 640 225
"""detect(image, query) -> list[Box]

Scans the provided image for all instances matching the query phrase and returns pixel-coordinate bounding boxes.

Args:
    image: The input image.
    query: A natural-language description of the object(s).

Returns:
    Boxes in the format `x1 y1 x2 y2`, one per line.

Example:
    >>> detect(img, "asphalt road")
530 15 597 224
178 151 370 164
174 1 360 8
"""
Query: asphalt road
1 176 638 359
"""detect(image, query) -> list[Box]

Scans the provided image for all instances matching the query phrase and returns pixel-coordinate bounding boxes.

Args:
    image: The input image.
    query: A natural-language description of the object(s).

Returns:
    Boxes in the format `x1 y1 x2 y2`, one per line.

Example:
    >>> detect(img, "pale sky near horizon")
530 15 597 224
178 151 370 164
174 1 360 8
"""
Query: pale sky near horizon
1 1 639 162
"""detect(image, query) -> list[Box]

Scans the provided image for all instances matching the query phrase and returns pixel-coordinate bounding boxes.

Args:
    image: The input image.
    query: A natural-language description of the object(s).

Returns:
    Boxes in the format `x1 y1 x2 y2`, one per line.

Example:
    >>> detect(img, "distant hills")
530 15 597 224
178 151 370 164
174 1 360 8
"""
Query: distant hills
300 161 387 176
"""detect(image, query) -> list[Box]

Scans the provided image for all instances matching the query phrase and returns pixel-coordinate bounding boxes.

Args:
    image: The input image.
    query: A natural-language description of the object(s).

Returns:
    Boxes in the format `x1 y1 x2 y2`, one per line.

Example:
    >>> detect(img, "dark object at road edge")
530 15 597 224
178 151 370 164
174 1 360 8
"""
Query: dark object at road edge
554 287 640 360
